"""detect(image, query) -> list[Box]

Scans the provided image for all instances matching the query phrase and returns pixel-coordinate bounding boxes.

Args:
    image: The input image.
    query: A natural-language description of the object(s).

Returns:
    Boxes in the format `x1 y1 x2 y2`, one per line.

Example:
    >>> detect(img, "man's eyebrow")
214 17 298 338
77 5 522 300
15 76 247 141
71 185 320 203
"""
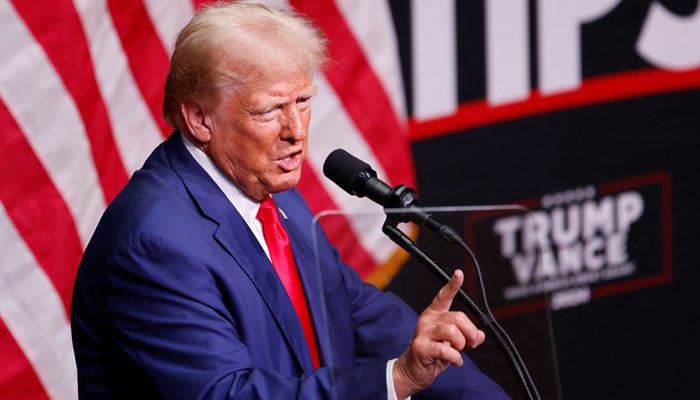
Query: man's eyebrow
302 86 318 97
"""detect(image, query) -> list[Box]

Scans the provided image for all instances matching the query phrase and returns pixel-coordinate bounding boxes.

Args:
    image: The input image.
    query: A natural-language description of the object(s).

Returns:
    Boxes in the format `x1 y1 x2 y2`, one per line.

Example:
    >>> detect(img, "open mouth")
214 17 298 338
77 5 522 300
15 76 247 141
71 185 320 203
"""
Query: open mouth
276 151 303 172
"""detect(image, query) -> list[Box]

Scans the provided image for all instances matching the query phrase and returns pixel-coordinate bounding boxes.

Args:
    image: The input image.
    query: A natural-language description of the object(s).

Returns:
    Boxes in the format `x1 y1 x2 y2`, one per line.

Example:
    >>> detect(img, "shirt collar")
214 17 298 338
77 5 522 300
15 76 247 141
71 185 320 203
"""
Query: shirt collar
180 134 261 224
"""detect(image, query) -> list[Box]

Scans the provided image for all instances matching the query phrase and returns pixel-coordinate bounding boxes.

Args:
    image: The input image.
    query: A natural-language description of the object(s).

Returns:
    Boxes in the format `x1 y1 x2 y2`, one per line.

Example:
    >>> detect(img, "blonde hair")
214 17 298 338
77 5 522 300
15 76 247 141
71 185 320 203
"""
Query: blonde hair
162 1 328 131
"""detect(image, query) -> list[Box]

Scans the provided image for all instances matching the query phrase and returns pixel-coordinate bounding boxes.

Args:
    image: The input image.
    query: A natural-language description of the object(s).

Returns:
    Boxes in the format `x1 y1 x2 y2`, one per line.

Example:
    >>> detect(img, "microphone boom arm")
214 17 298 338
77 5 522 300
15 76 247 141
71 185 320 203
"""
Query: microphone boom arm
322 148 539 399
381 215 541 400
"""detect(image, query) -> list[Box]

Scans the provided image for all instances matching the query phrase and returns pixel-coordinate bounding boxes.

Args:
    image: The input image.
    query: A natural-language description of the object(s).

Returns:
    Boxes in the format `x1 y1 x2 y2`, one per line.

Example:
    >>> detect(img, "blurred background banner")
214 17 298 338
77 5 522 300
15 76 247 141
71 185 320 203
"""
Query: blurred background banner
2 0 699 399
385 1 699 399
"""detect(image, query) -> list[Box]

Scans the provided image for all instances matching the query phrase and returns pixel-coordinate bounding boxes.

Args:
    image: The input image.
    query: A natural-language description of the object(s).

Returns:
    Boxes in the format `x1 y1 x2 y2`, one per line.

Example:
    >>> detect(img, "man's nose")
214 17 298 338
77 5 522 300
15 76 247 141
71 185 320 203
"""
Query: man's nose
280 107 307 141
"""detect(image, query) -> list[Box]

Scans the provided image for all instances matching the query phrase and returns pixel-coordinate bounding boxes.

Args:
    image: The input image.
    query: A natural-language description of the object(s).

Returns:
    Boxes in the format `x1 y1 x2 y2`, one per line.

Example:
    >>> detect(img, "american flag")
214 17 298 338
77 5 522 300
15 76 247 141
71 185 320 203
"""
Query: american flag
0 0 414 398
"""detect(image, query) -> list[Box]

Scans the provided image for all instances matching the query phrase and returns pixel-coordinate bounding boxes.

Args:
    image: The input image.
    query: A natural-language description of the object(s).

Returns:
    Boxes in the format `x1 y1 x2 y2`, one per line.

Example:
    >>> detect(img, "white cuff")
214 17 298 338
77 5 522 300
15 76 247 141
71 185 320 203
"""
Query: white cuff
386 358 411 400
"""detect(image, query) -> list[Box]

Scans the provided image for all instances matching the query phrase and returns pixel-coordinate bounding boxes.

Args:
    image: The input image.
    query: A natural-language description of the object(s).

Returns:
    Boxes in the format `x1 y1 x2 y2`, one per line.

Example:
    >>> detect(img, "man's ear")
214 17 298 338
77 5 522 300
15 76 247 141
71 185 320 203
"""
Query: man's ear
180 101 212 144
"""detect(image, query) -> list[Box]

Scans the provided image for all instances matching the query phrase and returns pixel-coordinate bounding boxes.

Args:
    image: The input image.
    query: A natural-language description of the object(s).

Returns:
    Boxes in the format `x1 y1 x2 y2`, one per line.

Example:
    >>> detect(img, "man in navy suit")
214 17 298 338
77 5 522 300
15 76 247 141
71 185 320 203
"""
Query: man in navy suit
71 2 511 399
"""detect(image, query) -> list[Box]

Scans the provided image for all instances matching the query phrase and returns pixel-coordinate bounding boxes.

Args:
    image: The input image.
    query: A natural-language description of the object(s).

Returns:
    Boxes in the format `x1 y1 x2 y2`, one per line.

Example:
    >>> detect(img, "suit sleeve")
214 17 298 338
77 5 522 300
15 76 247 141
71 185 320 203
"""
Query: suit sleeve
323 237 513 400
102 232 389 400
276 188 512 399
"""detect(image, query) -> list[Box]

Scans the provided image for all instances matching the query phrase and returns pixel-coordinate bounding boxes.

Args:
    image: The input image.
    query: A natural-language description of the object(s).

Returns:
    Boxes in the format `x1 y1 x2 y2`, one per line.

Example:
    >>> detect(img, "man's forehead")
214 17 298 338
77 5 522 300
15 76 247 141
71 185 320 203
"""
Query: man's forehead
237 71 315 97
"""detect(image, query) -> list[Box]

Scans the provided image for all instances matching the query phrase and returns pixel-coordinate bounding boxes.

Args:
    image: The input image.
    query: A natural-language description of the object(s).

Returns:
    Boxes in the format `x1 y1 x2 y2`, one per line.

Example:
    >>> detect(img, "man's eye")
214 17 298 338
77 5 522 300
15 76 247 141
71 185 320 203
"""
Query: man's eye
297 97 312 108
256 106 279 116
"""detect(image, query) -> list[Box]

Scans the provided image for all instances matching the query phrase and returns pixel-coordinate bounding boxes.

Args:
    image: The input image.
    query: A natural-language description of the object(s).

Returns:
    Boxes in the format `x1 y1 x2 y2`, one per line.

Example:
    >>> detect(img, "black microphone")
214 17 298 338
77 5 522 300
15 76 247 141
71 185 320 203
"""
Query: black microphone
324 150 541 400
322 149 461 243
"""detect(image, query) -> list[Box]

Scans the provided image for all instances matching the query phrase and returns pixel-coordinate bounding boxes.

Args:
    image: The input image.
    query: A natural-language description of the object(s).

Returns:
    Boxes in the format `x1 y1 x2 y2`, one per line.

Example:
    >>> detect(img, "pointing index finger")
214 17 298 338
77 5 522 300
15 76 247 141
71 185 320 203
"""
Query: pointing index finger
429 269 464 312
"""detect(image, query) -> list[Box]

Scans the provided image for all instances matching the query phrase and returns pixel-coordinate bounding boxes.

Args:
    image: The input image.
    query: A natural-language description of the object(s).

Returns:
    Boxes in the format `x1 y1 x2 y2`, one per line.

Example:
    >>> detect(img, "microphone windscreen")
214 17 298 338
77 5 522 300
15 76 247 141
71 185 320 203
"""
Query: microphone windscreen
322 149 373 195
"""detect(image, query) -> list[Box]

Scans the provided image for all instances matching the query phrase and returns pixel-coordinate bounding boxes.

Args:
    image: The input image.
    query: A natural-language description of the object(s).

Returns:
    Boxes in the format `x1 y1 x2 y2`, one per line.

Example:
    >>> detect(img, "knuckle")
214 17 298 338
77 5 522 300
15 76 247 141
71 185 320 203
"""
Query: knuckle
453 312 470 326
444 324 460 338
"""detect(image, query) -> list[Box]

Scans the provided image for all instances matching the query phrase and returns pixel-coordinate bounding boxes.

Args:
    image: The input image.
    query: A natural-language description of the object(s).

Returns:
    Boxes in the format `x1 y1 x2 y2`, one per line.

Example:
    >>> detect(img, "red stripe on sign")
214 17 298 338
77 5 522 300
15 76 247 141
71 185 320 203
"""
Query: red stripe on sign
409 67 700 141
289 0 416 189
0 318 49 400
108 0 171 137
0 100 82 314
10 0 129 203
297 163 378 279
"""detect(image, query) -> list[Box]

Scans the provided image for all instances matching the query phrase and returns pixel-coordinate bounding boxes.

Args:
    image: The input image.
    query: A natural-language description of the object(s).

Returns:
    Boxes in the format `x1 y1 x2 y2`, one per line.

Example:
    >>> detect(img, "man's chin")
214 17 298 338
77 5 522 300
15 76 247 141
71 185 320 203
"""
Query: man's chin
268 174 302 194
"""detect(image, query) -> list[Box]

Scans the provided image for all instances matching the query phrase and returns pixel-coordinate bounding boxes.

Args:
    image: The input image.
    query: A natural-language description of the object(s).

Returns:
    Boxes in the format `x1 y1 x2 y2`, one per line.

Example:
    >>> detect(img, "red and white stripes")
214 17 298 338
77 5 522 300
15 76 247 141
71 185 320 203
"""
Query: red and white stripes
0 1 413 398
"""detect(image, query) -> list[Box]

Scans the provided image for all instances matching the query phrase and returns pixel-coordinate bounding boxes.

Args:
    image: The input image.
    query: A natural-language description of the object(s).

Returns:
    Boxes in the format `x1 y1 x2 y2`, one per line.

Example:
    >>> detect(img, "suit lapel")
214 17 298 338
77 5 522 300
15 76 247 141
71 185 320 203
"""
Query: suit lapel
213 211 315 371
164 133 314 372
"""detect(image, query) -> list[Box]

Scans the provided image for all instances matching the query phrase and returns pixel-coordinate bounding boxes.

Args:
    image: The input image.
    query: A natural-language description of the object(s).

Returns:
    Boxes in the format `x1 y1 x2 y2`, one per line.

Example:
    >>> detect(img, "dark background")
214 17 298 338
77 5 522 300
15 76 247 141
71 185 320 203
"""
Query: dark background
385 1 700 399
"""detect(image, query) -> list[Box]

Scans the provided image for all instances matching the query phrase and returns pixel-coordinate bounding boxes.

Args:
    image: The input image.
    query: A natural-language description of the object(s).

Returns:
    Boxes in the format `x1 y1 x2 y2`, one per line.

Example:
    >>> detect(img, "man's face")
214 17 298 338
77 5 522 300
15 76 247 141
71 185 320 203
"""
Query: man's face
201 69 315 200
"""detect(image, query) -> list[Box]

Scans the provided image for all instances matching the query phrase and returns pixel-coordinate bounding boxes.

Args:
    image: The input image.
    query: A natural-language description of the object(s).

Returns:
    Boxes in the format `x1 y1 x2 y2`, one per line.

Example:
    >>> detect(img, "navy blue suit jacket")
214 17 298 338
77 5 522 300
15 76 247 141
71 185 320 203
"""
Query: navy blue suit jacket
71 132 510 399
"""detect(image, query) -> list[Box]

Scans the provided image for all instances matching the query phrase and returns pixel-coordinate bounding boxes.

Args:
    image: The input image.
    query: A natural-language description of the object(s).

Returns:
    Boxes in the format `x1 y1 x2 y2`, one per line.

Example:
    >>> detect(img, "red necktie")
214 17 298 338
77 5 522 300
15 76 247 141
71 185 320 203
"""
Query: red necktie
256 197 320 369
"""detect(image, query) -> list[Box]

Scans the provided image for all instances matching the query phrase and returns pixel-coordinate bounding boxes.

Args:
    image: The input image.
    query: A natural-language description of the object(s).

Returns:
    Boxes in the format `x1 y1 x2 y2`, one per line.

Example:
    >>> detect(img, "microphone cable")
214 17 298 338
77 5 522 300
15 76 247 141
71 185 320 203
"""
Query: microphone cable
322 148 540 399
382 216 541 400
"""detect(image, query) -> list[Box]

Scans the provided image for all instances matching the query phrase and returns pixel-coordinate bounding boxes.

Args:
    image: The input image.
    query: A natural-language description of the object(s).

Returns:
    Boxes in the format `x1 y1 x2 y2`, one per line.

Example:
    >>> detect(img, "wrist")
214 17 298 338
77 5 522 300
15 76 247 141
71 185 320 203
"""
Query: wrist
392 356 420 399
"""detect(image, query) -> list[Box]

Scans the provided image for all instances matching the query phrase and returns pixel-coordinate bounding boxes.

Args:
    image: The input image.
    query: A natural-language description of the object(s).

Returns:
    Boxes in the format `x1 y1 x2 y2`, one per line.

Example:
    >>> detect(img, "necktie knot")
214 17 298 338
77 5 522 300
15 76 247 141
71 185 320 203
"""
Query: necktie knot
256 197 279 225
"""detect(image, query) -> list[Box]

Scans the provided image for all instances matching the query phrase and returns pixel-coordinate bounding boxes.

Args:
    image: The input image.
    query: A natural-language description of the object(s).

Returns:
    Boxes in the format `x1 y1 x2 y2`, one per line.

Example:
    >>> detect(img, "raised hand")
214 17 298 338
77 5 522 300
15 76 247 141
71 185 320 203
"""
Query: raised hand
392 269 486 399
